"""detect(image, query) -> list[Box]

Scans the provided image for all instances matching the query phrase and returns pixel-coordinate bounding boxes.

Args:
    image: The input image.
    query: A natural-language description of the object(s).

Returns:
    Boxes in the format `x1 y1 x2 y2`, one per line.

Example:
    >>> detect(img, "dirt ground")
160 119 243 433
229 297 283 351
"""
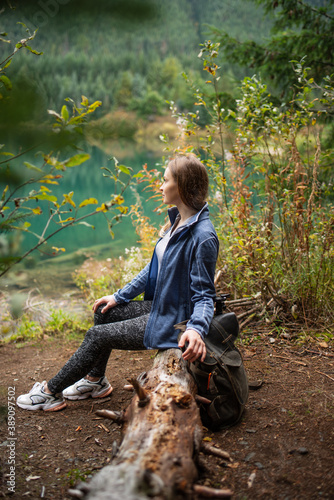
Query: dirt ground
0 332 333 500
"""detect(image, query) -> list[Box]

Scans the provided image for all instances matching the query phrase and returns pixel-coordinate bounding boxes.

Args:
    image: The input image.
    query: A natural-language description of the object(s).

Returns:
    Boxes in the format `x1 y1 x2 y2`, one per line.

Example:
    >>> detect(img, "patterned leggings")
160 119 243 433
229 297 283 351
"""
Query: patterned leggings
47 301 152 394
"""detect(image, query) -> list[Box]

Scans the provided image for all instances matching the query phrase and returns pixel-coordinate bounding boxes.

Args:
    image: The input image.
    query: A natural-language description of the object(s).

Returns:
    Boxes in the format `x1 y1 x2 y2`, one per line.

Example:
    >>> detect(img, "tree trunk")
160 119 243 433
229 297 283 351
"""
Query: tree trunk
79 348 203 500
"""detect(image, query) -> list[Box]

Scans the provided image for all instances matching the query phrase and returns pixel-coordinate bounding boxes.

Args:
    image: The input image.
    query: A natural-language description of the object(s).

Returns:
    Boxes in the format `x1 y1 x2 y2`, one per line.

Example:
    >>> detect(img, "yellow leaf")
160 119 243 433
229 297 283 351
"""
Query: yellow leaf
52 246 66 253
63 193 76 208
203 437 212 442
38 179 59 185
32 207 42 214
113 195 124 204
43 174 63 180
116 206 129 214
79 198 98 208
96 203 108 213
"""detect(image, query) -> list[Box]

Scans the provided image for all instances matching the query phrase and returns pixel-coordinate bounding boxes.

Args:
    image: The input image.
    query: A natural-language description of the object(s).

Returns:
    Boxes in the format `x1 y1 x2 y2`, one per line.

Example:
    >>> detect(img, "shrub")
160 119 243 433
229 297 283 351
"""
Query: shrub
162 42 334 325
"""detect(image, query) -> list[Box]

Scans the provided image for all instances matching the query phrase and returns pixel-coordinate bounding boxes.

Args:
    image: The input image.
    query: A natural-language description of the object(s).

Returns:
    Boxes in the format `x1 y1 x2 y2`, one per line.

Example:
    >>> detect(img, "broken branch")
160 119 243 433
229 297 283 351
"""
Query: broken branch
193 484 233 498
95 409 124 423
201 442 232 462
128 377 150 407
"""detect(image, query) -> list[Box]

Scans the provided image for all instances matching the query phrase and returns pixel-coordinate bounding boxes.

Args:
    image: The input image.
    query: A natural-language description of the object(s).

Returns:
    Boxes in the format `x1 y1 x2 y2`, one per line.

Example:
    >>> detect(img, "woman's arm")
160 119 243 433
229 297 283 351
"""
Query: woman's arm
187 236 219 338
178 235 218 362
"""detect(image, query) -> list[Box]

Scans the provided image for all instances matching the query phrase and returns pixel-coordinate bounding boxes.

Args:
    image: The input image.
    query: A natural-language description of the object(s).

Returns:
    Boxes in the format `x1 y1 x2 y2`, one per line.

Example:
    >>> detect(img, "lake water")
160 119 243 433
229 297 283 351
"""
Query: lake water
15 143 163 262
1 141 165 297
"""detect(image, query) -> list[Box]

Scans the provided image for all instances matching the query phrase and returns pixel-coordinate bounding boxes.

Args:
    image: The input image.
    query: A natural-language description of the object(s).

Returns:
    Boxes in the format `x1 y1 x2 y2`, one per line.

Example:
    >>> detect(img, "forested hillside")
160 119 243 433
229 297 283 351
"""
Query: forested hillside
1 0 271 121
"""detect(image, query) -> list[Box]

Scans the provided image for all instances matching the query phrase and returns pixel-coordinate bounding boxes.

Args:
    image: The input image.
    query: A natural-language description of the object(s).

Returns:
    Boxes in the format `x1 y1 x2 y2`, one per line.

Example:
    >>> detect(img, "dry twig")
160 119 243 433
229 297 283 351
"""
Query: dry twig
193 484 233 498
201 443 232 462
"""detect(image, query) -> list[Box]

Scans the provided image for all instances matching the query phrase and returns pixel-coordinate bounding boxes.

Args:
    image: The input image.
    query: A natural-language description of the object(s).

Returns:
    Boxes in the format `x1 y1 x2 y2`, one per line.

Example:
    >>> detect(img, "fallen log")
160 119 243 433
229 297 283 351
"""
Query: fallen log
74 348 205 500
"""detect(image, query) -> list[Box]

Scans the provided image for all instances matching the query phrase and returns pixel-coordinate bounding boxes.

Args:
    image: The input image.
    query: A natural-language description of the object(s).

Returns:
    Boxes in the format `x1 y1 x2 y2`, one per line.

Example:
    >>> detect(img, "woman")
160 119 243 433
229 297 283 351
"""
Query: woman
17 154 219 411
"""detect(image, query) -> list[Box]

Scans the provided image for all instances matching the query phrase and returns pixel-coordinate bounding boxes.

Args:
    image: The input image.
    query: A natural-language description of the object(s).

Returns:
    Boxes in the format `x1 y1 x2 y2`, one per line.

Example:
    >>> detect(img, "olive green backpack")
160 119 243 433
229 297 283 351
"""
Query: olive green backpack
176 295 249 430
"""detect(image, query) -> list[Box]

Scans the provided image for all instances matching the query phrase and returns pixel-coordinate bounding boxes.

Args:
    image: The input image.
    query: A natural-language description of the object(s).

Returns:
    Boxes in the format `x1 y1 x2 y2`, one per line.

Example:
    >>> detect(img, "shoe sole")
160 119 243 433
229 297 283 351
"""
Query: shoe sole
64 386 113 401
44 401 67 411
17 401 67 411
92 386 113 399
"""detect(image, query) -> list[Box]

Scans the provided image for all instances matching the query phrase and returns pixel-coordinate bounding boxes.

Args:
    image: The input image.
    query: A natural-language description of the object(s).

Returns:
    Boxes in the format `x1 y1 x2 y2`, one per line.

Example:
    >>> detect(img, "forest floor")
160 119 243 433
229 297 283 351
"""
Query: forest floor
1 328 333 499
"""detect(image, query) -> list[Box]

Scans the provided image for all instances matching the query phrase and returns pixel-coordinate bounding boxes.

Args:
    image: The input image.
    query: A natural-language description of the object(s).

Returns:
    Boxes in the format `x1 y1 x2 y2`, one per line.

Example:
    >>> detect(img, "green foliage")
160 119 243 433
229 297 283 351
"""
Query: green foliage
43 309 90 338
0 303 90 344
211 0 334 101
0 96 135 277
0 22 42 99
66 468 91 488
0 0 272 117
166 42 334 324
130 88 166 117
4 317 43 344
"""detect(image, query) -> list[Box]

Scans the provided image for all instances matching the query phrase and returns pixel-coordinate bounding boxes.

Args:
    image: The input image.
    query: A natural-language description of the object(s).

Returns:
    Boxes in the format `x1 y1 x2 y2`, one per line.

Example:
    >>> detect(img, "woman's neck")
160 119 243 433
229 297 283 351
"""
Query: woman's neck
176 202 198 224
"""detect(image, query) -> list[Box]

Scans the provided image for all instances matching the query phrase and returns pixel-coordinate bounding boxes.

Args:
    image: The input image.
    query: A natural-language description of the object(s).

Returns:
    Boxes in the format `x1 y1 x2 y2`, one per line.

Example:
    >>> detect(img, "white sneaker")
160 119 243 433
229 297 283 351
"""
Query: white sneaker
16 382 67 411
63 376 113 400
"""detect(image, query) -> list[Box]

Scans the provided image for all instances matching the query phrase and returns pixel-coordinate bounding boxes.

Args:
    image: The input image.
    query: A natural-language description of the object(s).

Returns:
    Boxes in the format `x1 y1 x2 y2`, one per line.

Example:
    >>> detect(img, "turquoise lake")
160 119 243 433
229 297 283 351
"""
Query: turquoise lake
14 143 163 262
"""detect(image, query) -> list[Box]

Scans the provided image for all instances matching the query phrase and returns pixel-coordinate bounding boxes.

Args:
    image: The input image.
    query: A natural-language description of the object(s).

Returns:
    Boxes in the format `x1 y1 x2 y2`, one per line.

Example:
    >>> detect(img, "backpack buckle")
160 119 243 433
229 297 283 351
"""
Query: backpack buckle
214 294 230 315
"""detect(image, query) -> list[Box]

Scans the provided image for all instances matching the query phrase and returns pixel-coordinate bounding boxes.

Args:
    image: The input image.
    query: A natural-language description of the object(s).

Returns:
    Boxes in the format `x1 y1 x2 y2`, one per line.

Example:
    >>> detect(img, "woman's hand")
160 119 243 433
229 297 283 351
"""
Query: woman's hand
92 295 117 314
178 329 206 363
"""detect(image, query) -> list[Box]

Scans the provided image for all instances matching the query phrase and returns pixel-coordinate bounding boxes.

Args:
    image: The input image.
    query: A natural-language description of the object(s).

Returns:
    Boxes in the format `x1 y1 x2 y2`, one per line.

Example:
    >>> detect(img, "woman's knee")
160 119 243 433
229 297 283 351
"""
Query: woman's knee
94 304 122 325
94 305 106 326
84 326 104 344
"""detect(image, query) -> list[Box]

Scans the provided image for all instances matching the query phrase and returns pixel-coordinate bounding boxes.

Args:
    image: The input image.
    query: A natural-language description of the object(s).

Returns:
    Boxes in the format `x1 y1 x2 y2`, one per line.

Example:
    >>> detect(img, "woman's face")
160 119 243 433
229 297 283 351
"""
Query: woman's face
160 166 181 206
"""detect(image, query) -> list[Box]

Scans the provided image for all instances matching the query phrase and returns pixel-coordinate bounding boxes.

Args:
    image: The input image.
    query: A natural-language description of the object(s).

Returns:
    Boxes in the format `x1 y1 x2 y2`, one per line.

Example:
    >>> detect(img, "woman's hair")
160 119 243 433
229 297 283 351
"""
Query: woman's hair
168 154 208 211
160 155 209 236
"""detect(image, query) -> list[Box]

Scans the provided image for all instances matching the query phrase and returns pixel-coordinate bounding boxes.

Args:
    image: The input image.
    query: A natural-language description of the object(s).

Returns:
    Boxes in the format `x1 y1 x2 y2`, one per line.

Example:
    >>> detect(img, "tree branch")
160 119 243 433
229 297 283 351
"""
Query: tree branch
297 0 334 21
0 144 42 166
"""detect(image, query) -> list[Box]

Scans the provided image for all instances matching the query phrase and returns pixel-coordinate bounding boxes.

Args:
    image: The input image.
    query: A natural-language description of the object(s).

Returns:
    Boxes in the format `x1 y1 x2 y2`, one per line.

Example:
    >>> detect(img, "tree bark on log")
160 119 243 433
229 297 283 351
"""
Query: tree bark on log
79 348 204 500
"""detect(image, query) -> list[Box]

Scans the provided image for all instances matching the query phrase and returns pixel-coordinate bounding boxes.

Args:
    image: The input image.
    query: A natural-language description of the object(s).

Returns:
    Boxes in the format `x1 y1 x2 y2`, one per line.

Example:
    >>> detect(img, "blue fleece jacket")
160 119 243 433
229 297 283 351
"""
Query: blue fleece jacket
113 203 219 349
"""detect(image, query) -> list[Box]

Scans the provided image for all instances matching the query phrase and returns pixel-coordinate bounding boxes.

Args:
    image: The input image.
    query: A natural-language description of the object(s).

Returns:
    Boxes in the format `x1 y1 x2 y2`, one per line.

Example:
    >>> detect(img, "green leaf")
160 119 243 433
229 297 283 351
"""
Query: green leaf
61 105 69 122
2 59 12 70
65 153 90 167
34 194 58 202
24 161 43 173
118 164 131 175
0 75 12 91
24 45 43 55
